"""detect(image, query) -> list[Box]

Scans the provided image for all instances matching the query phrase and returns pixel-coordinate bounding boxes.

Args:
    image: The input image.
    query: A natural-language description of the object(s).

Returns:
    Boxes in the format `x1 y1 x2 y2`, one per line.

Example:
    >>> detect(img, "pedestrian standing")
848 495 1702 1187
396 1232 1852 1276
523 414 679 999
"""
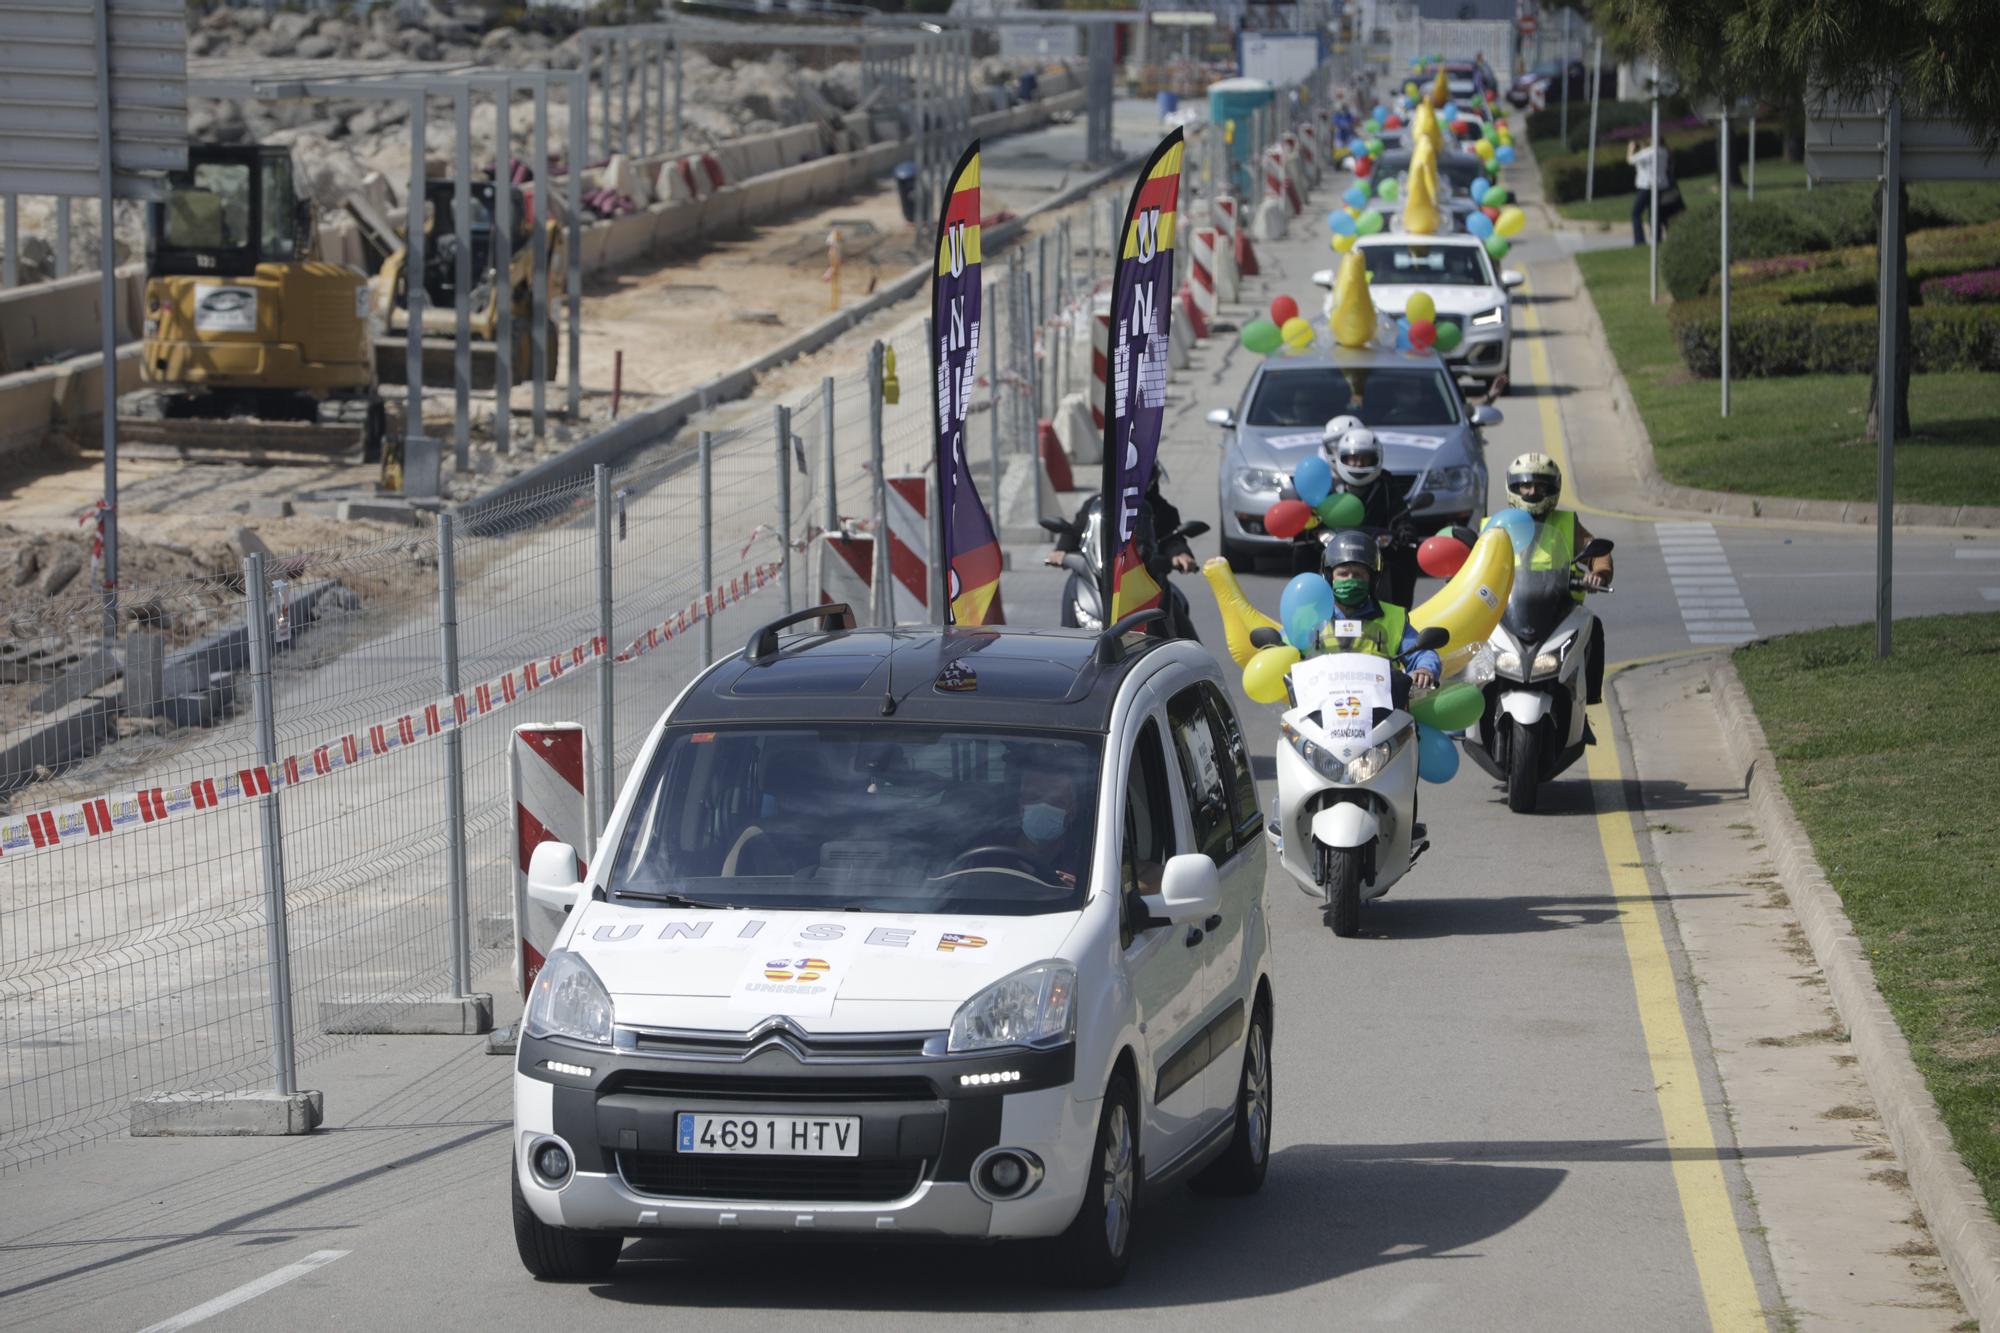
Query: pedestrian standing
1627 137 1672 246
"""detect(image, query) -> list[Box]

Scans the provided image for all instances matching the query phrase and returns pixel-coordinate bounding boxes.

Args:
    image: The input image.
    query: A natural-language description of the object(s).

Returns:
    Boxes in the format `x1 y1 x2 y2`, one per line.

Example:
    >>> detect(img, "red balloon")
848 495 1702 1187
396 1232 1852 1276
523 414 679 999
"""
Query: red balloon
1418 535 1472 579
1408 319 1437 350
1453 119 1473 135
1354 156 1375 178
1481 205 1500 221
1384 114 1403 129
1264 499 1312 540
1270 295 1299 325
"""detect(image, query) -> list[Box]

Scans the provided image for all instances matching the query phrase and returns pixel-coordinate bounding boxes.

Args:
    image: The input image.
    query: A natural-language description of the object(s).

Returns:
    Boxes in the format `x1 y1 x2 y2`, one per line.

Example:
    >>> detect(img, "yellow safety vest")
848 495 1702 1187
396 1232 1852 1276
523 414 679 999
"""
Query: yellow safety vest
1314 602 1408 658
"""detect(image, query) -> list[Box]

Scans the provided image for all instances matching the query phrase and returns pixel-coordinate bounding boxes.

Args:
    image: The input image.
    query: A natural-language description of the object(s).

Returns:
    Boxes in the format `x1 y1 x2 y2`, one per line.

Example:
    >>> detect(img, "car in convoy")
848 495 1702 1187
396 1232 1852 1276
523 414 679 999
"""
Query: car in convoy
1365 147 1493 229
1316 233 1522 392
511 608 1275 1287
1508 59 1591 109
1210 345 1498 569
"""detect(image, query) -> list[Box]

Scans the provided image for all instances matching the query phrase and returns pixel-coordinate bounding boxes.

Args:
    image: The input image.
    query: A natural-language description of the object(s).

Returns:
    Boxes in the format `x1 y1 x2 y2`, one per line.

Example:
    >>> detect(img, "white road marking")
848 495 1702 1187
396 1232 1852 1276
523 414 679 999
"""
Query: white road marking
134 1250 350 1333
1954 549 2000 560
1660 522 1757 646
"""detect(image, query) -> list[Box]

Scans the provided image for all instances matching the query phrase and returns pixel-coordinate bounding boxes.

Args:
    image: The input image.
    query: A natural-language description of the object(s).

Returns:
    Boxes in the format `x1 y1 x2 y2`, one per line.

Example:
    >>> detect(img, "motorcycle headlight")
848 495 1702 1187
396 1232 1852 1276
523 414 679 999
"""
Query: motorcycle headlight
1471 305 1505 328
1342 740 1394 784
949 961 1076 1052
1492 647 1523 678
523 950 614 1046
1234 467 1289 495
1281 719 1346 781
1423 465 1475 495
1531 634 1576 680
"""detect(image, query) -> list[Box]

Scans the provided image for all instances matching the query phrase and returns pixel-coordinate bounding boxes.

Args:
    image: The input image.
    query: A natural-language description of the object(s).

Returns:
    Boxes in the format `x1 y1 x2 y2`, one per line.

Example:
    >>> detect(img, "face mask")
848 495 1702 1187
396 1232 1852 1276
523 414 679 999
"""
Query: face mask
1330 577 1369 606
1021 802 1068 844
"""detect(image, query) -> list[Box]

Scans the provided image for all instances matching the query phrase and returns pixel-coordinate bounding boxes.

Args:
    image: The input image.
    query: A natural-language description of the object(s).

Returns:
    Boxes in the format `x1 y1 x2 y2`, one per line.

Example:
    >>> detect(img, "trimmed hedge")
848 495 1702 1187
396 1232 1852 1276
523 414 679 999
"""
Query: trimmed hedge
1525 98 1695 153
1540 126 1783 204
1670 302 2000 377
1660 197 1830 300
1924 269 2000 305
1664 198 2000 301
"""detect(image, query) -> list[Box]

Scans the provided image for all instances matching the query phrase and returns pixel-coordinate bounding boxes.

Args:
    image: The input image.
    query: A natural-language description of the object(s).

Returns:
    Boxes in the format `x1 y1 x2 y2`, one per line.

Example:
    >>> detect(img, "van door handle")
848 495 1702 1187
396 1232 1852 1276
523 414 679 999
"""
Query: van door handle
1204 914 1223 932
1184 926 1204 947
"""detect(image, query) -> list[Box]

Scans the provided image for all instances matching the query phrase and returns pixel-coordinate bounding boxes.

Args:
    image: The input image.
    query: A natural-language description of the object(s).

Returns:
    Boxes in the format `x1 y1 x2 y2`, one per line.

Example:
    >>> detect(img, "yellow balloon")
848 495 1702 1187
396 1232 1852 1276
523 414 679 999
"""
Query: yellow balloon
1331 232 1357 252
1243 645 1302 705
1281 316 1314 348
1404 81 1418 96
1495 204 1526 237
1405 291 1436 324
1202 558 1284 668
1473 139 1495 160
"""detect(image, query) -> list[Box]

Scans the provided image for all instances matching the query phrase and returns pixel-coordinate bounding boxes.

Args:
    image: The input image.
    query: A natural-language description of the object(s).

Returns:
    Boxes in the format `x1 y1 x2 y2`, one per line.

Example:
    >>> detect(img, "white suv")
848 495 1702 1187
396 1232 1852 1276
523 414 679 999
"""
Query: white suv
511 606 1275 1287
1316 232 1523 390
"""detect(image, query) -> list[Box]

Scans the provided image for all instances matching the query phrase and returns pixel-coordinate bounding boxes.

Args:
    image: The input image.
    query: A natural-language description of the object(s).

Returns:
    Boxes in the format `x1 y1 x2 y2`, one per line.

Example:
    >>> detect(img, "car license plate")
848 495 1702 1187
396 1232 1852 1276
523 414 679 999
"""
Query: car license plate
675 1112 861 1157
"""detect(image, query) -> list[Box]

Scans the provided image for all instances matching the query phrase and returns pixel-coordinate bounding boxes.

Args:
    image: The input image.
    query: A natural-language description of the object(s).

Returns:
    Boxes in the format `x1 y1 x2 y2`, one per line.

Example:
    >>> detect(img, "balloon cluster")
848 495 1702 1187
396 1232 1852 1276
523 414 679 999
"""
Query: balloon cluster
1394 291 1462 356
1240 295 1318 356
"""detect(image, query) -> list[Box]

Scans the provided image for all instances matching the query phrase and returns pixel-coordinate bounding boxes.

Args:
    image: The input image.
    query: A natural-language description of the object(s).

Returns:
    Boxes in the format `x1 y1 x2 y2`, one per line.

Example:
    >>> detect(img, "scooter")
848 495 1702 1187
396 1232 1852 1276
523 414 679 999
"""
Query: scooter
1260 623 1451 937
1039 495 1209 639
1462 538 1615 813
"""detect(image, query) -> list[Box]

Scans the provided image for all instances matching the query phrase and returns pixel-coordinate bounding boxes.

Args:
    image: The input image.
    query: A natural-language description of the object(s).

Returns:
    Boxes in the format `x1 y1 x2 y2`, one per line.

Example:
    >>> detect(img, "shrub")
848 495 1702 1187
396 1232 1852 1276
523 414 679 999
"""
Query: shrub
1540 126 1784 204
1661 198 1832 300
1669 301 2000 377
1525 98 1695 152
1924 269 2000 304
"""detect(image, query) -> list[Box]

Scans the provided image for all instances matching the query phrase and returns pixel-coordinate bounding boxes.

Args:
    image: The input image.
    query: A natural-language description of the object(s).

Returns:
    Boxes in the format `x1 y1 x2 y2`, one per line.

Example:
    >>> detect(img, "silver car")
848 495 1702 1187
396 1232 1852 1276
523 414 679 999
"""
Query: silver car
1364 147 1493 229
1209 346 1499 569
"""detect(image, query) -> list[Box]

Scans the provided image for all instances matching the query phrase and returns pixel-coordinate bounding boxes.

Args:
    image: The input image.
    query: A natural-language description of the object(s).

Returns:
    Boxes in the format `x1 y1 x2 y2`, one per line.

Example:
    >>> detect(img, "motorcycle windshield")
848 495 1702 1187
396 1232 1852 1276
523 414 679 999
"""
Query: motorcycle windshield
1502 568 1573 644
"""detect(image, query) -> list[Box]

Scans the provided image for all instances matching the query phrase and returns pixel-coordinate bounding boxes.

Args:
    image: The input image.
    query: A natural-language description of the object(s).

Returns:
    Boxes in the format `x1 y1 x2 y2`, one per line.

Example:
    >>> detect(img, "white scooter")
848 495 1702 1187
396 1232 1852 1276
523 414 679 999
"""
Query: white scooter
1260 623 1450 937
1462 538 1614 812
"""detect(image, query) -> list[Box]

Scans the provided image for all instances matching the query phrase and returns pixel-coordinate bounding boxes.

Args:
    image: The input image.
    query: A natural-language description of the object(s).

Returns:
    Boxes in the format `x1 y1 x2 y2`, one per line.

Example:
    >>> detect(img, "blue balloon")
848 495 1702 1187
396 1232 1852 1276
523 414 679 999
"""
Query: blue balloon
1330 211 1357 237
1293 453 1334 507
1417 723 1461 784
1469 177 1490 203
1496 145 1516 164
1279 574 1335 653
1372 104 1389 122
1486 507 1537 555
1465 211 1495 239
1442 102 1459 122
1349 138 1369 158
1343 184 1369 209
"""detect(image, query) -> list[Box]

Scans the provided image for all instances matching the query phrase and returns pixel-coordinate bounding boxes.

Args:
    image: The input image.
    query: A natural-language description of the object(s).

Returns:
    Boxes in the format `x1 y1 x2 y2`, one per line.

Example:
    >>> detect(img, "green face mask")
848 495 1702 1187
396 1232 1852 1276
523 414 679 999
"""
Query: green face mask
1330 577 1369 606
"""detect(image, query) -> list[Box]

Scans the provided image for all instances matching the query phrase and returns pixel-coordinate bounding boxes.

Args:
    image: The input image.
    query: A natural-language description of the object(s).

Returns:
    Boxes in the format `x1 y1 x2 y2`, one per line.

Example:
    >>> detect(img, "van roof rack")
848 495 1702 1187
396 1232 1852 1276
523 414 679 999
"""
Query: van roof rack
1095 608 1166 664
744 604 857 662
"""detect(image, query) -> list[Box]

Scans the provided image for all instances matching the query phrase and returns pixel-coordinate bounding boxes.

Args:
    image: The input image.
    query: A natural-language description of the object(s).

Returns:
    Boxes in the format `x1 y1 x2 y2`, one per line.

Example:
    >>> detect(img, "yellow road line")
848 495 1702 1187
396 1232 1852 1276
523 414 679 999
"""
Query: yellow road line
1512 274 1658 525
1585 688 1768 1331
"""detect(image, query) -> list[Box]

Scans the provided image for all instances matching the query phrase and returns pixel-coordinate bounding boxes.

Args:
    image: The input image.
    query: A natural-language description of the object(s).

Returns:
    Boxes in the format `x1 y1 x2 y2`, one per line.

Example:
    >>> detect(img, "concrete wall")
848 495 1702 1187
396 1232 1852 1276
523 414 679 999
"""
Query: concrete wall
0 266 145 462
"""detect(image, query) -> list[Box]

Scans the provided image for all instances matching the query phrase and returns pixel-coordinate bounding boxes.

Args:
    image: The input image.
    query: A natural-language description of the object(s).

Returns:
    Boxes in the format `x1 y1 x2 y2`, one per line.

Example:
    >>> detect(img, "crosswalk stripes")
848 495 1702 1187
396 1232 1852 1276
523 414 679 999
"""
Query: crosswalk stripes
1656 521 1757 645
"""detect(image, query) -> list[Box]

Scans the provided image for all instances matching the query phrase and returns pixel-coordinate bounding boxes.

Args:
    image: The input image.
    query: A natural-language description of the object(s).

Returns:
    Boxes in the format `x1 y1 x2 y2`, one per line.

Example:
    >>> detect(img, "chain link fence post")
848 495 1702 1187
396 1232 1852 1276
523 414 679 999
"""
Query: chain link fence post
436 514 471 999
699 430 715 665
594 465 615 823
775 404 794 615
868 342 890 625
820 376 839 534
245 552 300 1096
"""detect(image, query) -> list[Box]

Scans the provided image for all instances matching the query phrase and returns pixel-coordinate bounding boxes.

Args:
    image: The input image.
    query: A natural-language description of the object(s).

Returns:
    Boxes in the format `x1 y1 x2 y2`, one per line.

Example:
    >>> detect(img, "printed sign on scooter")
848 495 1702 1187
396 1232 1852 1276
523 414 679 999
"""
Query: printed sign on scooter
1289 654 1392 748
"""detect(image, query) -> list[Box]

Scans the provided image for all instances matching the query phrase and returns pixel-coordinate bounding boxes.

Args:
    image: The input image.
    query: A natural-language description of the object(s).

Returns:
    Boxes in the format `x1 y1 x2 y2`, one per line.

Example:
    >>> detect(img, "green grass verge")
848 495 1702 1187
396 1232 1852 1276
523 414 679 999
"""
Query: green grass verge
1553 155 2000 226
1572 244 2000 506
1735 613 2000 1224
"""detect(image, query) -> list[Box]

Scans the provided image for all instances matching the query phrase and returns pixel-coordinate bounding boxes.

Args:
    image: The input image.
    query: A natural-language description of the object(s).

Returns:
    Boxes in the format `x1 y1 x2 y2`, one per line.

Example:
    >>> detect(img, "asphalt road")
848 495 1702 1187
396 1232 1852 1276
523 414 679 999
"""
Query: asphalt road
5 114 1997 1333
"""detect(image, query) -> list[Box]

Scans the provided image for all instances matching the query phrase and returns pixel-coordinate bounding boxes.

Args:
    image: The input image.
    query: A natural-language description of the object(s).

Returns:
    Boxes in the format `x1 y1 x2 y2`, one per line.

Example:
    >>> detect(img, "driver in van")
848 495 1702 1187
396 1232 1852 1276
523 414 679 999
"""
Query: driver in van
992 755 1089 888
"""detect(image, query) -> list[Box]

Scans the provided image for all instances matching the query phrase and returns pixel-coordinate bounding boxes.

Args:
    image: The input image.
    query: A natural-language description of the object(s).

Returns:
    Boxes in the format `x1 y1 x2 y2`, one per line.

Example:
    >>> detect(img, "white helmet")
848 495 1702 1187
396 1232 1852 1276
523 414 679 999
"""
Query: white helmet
1320 414 1365 452
1331 427 1383 487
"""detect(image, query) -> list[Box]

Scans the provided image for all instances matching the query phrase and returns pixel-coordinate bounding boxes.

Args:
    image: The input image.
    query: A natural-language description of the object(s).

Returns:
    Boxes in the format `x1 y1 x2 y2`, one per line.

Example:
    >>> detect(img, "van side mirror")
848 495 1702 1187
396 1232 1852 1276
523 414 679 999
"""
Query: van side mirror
527 841 585 914
1310 268 1335 289
1500 269 1524 289
1141 854 1221 926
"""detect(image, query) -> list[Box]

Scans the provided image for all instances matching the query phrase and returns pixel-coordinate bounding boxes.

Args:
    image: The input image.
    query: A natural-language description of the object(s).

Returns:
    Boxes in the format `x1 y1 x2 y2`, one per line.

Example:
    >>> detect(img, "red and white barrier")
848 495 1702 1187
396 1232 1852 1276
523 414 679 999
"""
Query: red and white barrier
1090 307 1111 431
510 723 591 998
1263 146 1286 207
1217 195 1259 279
815 474 933 624
1279 135 1305 213
0 559 783 864
1298 123 1321 184
1186 226 1219 328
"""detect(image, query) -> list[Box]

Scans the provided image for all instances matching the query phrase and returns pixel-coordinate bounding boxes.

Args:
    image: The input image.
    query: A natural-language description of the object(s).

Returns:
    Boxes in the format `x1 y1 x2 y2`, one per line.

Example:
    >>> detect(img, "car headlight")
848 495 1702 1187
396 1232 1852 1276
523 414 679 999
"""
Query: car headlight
949 961 1076 1052
523 950 614 1046
1531 634 1576 680
1423 465 1475 495
1234 467 1288 495
1471 305 1505 328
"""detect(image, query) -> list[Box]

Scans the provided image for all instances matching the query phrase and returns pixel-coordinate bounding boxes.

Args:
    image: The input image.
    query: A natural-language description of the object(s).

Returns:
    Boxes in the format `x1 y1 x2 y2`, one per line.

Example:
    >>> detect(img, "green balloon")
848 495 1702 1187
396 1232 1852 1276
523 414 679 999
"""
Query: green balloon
1482 122 1499 143
1410 681 1485 732
1483 234 1511 259
1377 177 1400 200
1483 186 1510 207
1434 320 1462 353
1355 209 1386 235
1315 491 1367 528
1366 137 1386 157
1362 119 1381 136
1241 317 1283 355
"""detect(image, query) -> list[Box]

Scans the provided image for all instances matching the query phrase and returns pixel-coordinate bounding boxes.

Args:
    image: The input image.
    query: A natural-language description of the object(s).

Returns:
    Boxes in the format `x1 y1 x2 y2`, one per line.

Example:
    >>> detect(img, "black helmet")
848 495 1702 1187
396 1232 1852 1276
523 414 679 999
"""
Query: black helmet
1319 528 1380 580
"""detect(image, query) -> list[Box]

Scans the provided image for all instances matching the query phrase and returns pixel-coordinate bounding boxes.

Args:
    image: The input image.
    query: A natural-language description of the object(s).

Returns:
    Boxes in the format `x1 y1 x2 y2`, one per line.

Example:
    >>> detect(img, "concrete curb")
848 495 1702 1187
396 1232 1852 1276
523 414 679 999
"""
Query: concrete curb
462 149 1148 523
1706 656 2000 1329
1561 233 2000 531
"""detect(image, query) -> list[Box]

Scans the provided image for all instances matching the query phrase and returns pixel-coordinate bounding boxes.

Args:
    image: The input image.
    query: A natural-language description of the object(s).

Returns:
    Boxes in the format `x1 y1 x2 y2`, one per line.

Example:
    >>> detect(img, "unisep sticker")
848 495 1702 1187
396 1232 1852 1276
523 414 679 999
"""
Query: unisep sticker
1476 584 1498 609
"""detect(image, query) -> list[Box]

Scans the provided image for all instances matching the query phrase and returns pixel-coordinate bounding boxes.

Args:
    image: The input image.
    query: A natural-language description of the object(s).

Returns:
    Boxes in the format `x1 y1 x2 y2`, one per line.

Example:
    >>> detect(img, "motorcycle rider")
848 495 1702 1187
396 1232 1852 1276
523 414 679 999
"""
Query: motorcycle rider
1311 528 1441 702
1045 475 1198 576
1314 418 1421 605
1494 453 1613 705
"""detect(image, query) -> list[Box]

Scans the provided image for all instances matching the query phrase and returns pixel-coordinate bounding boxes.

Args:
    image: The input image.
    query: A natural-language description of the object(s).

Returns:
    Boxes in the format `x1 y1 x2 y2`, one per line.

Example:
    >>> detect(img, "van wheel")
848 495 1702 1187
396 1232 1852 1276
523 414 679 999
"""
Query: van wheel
1050 1073 1138 1288
1322 845 1363 937
1506 719 1542 813
1191 1001 1272 1196
512 1166 622 1281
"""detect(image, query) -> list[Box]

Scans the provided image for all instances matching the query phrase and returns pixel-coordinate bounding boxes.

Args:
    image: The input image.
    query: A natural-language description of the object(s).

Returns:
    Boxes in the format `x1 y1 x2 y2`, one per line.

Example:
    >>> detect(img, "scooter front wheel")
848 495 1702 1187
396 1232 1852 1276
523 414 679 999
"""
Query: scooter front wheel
1318 843 1364 937
1505 718 1542 814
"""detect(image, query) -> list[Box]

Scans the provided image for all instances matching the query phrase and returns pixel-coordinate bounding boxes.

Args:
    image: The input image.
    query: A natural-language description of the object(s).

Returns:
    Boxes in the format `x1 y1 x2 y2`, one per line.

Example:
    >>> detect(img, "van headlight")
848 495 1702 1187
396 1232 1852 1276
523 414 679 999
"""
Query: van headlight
523 950 614 1047
1471 305 1505 328
949 962 1076 1052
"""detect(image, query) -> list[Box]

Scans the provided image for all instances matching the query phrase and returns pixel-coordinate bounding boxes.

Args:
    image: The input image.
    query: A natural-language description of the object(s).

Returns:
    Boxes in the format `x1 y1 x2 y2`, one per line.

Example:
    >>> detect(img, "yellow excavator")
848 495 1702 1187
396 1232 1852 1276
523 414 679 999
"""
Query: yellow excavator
126 144 386 462
372 178 562 388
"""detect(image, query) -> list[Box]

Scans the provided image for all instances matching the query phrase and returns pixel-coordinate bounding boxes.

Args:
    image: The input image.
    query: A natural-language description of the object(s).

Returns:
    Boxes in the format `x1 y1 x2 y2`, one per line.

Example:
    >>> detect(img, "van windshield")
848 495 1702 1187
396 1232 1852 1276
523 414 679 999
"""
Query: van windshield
607 725 1103 915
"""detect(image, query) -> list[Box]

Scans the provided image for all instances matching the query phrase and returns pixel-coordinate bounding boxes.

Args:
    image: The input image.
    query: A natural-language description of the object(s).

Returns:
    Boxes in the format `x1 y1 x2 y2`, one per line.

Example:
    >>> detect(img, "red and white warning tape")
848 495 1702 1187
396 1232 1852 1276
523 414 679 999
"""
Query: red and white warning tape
0 560 784 862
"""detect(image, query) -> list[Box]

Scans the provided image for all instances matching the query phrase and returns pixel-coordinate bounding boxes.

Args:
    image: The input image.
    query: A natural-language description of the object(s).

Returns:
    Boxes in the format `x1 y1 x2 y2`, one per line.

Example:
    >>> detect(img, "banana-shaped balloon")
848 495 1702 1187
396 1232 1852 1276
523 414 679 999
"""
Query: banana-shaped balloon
1400 160 1440 236
1202 557 1284 668
1331 250 1377 349
1410 526 1516 677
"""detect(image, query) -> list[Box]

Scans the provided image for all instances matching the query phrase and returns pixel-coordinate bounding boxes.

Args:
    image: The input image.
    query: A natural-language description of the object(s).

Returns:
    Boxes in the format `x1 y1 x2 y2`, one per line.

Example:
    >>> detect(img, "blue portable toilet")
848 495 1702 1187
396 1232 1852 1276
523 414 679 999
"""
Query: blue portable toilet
1207 77 1276 198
